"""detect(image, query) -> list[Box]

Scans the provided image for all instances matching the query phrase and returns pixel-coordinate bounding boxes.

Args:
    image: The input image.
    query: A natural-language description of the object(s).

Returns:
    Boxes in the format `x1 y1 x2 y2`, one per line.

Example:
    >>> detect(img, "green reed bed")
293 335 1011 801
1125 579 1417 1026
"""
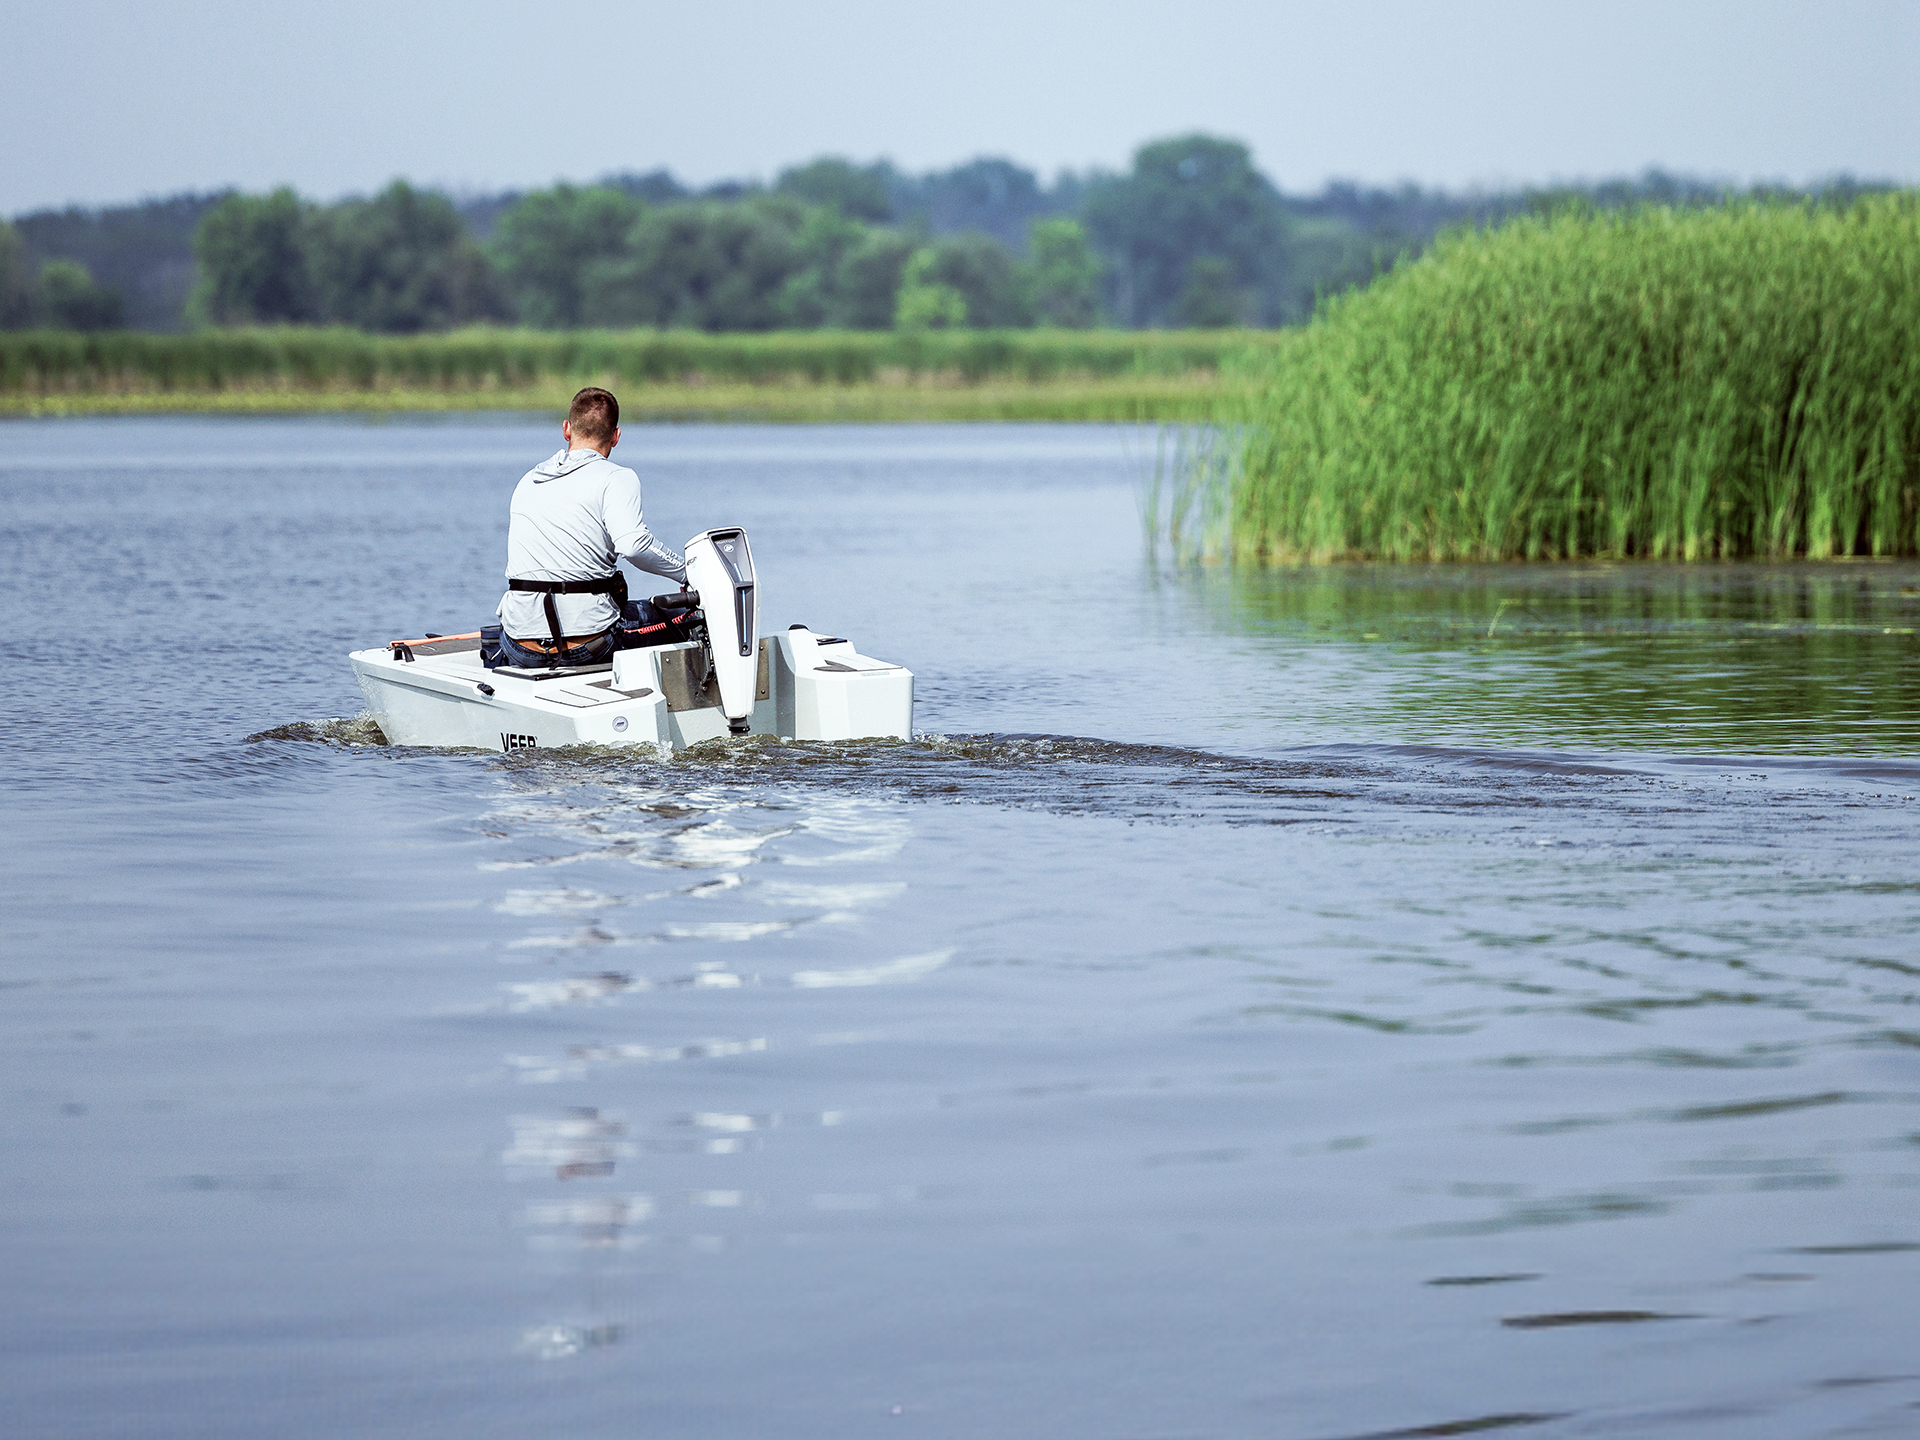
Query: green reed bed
1226 196 1920 561
0 327 1281 412
11 375 1229 423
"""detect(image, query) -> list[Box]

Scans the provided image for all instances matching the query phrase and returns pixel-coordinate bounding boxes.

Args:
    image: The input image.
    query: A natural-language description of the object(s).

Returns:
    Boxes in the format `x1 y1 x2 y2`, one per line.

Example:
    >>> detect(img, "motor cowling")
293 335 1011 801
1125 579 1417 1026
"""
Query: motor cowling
681 528 758 735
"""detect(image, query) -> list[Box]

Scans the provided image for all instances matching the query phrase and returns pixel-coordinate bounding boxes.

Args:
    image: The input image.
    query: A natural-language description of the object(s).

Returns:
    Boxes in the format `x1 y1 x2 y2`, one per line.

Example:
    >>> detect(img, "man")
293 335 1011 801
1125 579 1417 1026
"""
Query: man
494 387 688 669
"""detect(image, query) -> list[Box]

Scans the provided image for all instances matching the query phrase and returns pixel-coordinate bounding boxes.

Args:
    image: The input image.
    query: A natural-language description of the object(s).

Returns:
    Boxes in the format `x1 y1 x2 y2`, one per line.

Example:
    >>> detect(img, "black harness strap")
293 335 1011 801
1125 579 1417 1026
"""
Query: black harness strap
507 573 629 668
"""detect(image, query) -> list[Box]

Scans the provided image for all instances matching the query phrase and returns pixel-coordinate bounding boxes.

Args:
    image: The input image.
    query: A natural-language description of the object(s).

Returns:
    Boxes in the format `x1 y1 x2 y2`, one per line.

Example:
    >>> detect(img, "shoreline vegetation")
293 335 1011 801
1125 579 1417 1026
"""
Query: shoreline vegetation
1 376 1230 422
1221 196 1920 562
0 326 1275 421
13 199 1919 569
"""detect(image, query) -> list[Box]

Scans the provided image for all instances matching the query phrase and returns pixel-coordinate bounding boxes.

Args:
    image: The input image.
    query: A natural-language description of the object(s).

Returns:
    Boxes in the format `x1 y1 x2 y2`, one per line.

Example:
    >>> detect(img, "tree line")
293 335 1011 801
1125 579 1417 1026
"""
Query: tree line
2 137 1897 335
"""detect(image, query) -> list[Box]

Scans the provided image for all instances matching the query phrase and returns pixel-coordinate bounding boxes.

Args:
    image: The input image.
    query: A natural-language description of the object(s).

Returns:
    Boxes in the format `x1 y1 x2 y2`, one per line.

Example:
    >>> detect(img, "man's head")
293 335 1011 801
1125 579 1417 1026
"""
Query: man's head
562 387 621 456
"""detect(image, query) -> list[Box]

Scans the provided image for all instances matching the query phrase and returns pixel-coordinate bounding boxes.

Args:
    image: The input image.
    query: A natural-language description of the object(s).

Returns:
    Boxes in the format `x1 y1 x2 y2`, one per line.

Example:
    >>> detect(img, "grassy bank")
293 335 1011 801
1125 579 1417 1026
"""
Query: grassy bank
0 327 1276 420
5 376 1228 422
1226 195 1920 561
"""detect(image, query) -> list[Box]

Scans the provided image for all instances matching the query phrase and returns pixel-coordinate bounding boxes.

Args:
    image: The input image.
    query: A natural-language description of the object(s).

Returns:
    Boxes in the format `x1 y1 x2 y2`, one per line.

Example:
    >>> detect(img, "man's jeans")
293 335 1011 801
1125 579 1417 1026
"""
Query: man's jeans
496 597 670 669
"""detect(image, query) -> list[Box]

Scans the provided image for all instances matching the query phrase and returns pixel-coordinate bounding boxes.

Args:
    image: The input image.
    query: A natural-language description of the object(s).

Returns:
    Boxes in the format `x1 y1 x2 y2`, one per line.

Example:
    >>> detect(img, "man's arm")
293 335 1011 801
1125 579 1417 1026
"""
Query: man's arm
604 469 688 586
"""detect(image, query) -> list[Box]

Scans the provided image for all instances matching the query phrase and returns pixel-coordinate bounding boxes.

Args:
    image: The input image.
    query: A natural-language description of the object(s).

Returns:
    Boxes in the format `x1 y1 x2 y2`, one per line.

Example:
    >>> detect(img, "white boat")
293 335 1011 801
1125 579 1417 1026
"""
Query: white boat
348 529 913 753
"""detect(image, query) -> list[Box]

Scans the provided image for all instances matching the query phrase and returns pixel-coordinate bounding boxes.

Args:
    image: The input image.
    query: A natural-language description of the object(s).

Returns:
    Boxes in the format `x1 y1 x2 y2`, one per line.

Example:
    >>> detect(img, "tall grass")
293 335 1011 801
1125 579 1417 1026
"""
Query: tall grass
1227 196 1920 561
0 327 1283 398
1139 425 1237 563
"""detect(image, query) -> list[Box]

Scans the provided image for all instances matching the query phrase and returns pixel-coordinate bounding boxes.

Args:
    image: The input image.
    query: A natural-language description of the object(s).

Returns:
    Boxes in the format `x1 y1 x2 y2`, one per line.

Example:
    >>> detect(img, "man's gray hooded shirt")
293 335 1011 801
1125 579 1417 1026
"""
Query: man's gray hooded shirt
497 447 687 639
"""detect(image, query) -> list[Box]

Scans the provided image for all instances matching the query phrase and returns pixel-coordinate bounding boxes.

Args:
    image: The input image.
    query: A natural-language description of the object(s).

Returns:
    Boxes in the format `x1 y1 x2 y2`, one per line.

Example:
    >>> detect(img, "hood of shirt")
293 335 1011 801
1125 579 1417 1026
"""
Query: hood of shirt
529 448 608 483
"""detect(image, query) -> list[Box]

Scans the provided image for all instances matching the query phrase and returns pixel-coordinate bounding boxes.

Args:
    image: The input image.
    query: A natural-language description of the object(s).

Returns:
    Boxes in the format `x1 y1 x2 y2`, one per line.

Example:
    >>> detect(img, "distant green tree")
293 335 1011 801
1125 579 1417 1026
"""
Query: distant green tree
1173 256 1244 327
584 199 807 330
599 169 689 205
308 181 505 332
774 158 894 222
1081 134 1289 325
1269 217 1401 324
490 184 644 327
891 158 1062 249
894 249 968 329
39 260 125 330
776 206 870 327
0 222 38 328
13 192 221 331
903 234 1031 328
190 188 318 324
833 229 918 329
1026 218 1102 327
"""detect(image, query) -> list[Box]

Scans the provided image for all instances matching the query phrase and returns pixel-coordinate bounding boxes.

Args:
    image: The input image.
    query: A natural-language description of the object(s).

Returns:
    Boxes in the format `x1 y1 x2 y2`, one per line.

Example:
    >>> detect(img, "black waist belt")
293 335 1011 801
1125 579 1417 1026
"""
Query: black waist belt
508 573 627 667
508 576 624 595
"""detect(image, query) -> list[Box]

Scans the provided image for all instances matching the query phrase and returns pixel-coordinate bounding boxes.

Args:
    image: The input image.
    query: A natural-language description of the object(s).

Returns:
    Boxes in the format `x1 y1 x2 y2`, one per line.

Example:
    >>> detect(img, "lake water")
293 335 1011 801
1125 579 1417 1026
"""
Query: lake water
3 418 1918 1440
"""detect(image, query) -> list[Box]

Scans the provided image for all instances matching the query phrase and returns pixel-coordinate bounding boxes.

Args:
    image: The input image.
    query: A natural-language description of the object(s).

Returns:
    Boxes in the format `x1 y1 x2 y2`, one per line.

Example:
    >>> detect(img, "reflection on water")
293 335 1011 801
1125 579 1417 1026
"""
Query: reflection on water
450 720 1920 1431
4 420 1919 1440
1197 561 1920 754
474 761 948 1361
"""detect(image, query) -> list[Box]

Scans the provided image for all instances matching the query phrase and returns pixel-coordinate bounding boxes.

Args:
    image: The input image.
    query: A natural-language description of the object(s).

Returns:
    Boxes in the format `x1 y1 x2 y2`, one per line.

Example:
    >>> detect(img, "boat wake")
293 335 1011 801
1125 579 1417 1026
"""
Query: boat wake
251 715 1920 843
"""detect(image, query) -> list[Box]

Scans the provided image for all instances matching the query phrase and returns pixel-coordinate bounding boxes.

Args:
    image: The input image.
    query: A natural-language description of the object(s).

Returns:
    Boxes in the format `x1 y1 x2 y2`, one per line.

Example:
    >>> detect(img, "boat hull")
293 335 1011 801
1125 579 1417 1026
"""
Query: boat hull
349 629 911 753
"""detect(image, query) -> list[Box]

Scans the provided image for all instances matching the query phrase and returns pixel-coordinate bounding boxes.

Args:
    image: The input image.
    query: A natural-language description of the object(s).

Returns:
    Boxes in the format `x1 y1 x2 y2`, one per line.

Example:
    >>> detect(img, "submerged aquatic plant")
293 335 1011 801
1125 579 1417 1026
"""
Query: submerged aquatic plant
1227 196 1920 561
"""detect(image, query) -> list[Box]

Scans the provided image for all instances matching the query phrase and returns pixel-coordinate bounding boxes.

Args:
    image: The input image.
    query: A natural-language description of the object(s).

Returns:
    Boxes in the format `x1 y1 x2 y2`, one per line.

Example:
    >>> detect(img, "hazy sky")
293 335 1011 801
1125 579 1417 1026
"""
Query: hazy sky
6 0 1917 215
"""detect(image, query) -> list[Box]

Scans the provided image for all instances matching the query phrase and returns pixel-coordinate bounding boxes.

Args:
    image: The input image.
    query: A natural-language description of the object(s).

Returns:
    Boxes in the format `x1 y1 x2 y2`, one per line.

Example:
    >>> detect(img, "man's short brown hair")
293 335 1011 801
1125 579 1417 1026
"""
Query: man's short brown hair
567 387 619 444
